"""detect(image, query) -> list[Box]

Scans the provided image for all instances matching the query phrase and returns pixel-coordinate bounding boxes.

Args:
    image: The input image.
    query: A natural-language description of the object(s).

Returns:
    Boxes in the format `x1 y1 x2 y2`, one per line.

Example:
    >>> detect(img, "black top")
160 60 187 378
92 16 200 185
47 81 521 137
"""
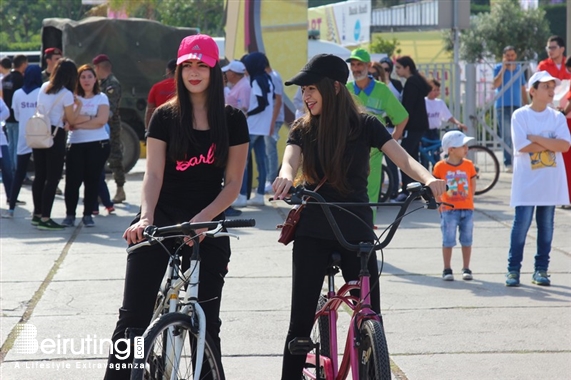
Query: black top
1 71 24 122
288 114 392 242
146 105 249 223
401 74 431 133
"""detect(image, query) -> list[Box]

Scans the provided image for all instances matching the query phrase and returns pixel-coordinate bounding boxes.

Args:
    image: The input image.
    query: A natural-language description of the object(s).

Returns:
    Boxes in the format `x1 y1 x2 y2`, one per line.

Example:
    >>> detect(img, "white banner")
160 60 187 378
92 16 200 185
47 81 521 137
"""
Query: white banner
309 0 371 47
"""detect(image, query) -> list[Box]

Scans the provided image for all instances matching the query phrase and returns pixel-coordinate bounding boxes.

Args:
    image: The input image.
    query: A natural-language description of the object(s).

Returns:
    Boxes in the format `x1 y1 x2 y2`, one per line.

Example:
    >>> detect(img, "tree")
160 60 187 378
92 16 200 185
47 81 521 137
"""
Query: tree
443 0 550 62
159 0 224 37
368 35 401 57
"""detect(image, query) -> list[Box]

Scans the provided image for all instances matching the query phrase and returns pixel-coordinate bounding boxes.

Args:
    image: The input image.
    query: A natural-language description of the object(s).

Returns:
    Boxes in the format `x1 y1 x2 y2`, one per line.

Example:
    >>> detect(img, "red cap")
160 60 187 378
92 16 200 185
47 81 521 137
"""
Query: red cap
92 54 111 65
176 34 219 67
44 47 62 56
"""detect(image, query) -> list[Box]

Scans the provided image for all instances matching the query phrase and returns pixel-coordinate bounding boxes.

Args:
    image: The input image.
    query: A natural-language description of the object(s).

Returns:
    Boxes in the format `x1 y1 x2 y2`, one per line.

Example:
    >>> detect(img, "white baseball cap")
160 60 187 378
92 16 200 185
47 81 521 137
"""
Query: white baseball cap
442 130 474 154
527 71 561 91
221 60 246 74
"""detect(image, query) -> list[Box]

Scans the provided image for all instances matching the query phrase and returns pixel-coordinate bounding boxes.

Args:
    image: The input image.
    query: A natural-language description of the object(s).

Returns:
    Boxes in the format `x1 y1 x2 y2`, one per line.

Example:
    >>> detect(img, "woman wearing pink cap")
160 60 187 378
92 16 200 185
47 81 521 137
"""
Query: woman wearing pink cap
104 34 249 379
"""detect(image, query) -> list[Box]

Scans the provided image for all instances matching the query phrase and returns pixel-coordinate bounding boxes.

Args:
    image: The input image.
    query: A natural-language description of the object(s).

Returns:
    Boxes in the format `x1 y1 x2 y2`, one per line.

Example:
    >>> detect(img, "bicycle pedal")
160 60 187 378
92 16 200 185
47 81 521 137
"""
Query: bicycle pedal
288 337 315 355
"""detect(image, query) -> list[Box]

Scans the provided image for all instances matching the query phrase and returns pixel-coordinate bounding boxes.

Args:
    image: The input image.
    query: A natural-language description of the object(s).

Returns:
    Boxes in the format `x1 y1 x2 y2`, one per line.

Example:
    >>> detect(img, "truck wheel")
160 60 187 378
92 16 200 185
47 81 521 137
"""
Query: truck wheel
121 122 140 174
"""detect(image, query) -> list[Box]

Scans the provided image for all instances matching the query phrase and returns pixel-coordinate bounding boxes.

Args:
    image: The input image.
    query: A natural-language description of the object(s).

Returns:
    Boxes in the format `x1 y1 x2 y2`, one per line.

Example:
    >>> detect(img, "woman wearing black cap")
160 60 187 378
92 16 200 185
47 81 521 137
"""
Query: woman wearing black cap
272 54 446 379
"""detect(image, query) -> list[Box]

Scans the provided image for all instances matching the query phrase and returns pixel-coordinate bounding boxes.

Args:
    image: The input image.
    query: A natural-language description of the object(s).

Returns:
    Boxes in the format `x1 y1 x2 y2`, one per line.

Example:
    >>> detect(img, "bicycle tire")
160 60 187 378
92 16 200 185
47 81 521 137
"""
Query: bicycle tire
303 295 331 380
130 312 225 380
467 145 500 195
358 319 391 380
378 164 396 203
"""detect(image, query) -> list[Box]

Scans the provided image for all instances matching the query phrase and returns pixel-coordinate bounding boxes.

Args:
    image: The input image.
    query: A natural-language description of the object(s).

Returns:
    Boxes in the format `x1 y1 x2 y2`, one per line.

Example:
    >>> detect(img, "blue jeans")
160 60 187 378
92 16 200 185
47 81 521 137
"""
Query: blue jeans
241 134 266 196
265 121 283 183
440 209 474 247
0 145 14 199
507 206 555 272
496 107 516 167
5 122 18 174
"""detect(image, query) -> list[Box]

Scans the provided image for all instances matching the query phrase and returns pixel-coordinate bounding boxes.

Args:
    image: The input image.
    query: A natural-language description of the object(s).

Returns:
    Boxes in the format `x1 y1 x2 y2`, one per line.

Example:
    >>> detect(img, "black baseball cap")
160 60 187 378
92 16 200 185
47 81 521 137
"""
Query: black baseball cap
285 54 349 86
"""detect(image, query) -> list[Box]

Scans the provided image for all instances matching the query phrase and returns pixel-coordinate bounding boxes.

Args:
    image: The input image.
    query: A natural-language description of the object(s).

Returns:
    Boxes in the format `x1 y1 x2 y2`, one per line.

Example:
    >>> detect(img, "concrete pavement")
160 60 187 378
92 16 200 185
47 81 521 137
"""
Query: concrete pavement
1 159 570 379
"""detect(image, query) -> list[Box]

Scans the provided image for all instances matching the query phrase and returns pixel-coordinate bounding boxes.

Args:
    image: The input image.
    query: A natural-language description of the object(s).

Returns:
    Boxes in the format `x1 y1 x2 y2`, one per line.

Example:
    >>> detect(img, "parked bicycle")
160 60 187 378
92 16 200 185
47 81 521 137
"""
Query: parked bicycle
280 182 444 379
128 218 256 380
419 132 500 195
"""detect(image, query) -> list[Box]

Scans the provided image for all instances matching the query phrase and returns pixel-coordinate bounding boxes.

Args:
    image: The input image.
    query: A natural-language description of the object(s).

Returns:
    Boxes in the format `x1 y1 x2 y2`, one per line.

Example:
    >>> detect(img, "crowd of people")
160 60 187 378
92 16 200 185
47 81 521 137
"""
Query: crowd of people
1 32 570 379
1 49 126 228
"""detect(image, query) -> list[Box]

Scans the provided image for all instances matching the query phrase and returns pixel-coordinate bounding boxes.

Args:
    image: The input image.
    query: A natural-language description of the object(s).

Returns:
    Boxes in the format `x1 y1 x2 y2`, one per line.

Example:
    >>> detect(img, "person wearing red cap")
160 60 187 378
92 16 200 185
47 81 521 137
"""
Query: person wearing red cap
104 34 249 380
92 53 126 203
41 47 62 83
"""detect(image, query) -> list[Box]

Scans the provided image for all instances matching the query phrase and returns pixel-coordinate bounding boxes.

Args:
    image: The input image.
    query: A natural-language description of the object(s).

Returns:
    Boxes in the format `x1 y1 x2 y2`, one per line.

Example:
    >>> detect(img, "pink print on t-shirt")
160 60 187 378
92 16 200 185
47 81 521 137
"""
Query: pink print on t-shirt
176 143 216 171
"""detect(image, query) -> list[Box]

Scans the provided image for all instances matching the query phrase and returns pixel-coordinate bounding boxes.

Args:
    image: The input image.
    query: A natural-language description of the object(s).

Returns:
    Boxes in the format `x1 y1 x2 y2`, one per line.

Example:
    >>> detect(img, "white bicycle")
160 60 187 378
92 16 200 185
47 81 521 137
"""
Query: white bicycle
128 218 256 380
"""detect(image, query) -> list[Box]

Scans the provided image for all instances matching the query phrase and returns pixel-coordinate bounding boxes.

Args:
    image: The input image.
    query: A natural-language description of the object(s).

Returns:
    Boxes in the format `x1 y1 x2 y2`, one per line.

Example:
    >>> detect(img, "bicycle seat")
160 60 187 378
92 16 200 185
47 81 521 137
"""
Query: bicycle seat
326 252 342 275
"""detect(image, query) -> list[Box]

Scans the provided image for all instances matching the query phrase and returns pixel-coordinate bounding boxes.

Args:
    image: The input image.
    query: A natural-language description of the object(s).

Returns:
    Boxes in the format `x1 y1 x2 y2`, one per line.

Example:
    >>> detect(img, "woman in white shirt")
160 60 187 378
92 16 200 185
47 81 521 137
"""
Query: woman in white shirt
33 58 82 230
61 64 110 228
2 65 43 218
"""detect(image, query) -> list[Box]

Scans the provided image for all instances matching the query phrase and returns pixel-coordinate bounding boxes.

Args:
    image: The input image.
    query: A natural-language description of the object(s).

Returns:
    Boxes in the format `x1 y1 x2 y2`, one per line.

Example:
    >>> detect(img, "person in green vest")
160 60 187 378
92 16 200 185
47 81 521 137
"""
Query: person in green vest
346 48 409 219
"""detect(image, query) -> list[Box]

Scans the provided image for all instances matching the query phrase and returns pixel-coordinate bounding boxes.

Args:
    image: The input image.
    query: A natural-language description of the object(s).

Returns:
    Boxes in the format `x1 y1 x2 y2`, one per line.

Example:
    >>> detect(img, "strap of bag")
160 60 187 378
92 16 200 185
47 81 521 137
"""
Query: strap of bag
38 90 68 127
299 177 327 206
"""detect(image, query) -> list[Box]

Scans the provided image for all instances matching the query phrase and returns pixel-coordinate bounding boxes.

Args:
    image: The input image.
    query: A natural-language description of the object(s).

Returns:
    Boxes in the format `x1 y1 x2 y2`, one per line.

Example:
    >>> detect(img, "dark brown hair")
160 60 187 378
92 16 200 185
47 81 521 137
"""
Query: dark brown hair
45 58 77 95
292 77 362 194
75 64 101 97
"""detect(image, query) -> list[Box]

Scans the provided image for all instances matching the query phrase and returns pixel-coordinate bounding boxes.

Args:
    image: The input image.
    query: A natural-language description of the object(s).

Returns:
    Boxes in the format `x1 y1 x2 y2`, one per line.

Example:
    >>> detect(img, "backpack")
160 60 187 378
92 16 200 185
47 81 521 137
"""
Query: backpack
25 91 65 149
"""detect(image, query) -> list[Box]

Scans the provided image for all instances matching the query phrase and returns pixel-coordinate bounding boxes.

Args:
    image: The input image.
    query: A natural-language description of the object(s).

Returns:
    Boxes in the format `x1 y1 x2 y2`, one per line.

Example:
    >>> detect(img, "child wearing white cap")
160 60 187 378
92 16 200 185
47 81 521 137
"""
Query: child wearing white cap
505 71 571 287
433 130 478 281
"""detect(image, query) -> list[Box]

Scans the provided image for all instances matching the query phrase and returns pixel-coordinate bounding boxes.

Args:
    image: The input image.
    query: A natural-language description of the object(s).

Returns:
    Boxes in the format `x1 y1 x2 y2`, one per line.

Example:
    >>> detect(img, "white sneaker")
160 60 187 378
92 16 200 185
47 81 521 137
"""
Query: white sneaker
247 193 265 206
504 165 513 173
232 194 247 208
264 181 273 194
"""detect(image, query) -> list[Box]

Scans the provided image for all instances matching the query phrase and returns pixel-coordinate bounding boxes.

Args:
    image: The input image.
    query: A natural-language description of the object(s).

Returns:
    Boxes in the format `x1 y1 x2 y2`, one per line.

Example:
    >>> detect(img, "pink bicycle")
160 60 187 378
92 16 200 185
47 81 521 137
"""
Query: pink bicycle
283 183 440 379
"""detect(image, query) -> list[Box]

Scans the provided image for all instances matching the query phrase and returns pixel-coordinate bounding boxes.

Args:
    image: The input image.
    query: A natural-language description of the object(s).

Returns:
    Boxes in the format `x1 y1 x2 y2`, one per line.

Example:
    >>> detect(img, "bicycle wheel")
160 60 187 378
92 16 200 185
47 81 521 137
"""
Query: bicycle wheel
303 295 331 379
358 319 391 380
378 164 395 203
131 312 225 380
467 145 500 195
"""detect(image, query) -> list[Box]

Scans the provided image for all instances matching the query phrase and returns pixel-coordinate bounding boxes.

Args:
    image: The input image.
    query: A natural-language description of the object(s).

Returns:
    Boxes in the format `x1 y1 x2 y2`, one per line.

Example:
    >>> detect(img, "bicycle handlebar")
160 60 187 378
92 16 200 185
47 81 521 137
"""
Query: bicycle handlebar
282 182 439 253
126 219 256 253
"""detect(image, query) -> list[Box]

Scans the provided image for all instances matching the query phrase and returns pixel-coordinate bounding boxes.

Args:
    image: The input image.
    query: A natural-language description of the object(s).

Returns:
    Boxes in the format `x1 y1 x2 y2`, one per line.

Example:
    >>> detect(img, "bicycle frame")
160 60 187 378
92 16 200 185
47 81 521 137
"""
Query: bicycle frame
419 137 442 168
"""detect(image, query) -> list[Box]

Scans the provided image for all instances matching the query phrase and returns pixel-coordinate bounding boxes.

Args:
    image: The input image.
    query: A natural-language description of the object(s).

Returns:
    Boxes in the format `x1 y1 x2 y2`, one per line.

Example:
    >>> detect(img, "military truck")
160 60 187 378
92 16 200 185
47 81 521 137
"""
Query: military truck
41 17 199 172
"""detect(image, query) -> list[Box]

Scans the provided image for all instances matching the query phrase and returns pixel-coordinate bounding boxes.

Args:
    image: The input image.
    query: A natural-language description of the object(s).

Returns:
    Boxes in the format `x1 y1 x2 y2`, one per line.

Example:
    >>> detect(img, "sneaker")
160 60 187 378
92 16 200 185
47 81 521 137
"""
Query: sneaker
82 215 95 227
442 268 454 281
462 268 473 281
505 271 520 287
37 219 65 231
531 270 550 286
6 199 26 205
61 215 76 227
247 193 265 206
394 192 408 202
264 181 273 194
92 209 100 216
224 206 242 217
31 215 41 226
504 165 513 173
22 177 33 186
106 206 116 214
232 194 247 208
1 210 14 219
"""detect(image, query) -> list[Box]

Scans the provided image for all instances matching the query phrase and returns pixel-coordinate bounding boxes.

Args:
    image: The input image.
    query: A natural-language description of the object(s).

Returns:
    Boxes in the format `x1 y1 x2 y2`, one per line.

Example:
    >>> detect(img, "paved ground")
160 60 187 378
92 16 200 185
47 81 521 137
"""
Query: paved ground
1 159 570 380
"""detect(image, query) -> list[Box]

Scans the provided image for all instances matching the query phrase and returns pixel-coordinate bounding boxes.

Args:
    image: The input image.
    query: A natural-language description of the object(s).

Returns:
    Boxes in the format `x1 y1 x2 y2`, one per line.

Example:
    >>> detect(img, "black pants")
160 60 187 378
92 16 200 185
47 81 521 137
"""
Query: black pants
9 153 32 210
64 140 110 217
32 127 66 218
400 130 425 193
281 236 381 380
104 218 231 380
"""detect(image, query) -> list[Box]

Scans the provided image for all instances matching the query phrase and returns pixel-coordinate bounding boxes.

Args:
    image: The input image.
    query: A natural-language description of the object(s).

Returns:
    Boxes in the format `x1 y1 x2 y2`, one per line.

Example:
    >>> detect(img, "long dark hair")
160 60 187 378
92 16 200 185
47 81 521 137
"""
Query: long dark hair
165 62 229 167
396 55 431 90
293 77 361 194
45 58 77 95
75 64 101 97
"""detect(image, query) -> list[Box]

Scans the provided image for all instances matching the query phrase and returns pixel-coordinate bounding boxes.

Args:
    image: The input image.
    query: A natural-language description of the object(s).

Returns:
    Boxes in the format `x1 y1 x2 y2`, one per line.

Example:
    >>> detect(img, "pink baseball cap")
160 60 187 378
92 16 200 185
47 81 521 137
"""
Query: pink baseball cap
177 34 219 68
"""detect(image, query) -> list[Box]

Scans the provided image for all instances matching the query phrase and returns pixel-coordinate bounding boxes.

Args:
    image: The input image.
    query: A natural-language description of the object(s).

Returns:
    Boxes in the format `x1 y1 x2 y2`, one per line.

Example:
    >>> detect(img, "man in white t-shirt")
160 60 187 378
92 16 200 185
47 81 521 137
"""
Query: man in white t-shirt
421 79 466 167
505 71 571 287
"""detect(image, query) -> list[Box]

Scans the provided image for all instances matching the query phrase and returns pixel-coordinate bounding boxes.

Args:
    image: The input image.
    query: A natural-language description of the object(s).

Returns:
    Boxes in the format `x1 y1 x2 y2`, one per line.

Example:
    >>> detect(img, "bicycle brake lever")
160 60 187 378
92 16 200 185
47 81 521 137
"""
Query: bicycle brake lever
204 231 239 240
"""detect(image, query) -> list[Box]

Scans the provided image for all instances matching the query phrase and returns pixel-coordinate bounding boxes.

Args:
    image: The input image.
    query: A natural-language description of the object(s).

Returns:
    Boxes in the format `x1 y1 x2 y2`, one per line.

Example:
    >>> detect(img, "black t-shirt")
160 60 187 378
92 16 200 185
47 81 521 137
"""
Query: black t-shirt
288 114 392 242
1 71 24 122
146 105 249 223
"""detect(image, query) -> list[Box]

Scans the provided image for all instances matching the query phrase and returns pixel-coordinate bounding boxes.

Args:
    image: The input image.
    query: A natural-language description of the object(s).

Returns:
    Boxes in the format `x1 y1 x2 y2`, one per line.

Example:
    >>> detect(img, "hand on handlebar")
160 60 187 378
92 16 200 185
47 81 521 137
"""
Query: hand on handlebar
425 178 447 199
123 217 152 245
272 177 294 200
186 211 211 246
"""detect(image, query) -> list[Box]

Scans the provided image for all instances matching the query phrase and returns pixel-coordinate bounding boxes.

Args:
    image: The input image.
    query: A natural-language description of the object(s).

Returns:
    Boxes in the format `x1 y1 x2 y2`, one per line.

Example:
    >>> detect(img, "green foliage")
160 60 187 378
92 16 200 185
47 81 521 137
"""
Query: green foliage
369 35 401 57
0 0 86 50
158 0 224 36
443 0 550 62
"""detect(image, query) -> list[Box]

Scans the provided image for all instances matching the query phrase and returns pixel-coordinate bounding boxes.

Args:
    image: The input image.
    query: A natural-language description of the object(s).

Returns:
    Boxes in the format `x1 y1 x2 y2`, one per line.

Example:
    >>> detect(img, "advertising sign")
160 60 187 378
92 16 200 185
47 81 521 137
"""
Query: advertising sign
308 0 371 47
